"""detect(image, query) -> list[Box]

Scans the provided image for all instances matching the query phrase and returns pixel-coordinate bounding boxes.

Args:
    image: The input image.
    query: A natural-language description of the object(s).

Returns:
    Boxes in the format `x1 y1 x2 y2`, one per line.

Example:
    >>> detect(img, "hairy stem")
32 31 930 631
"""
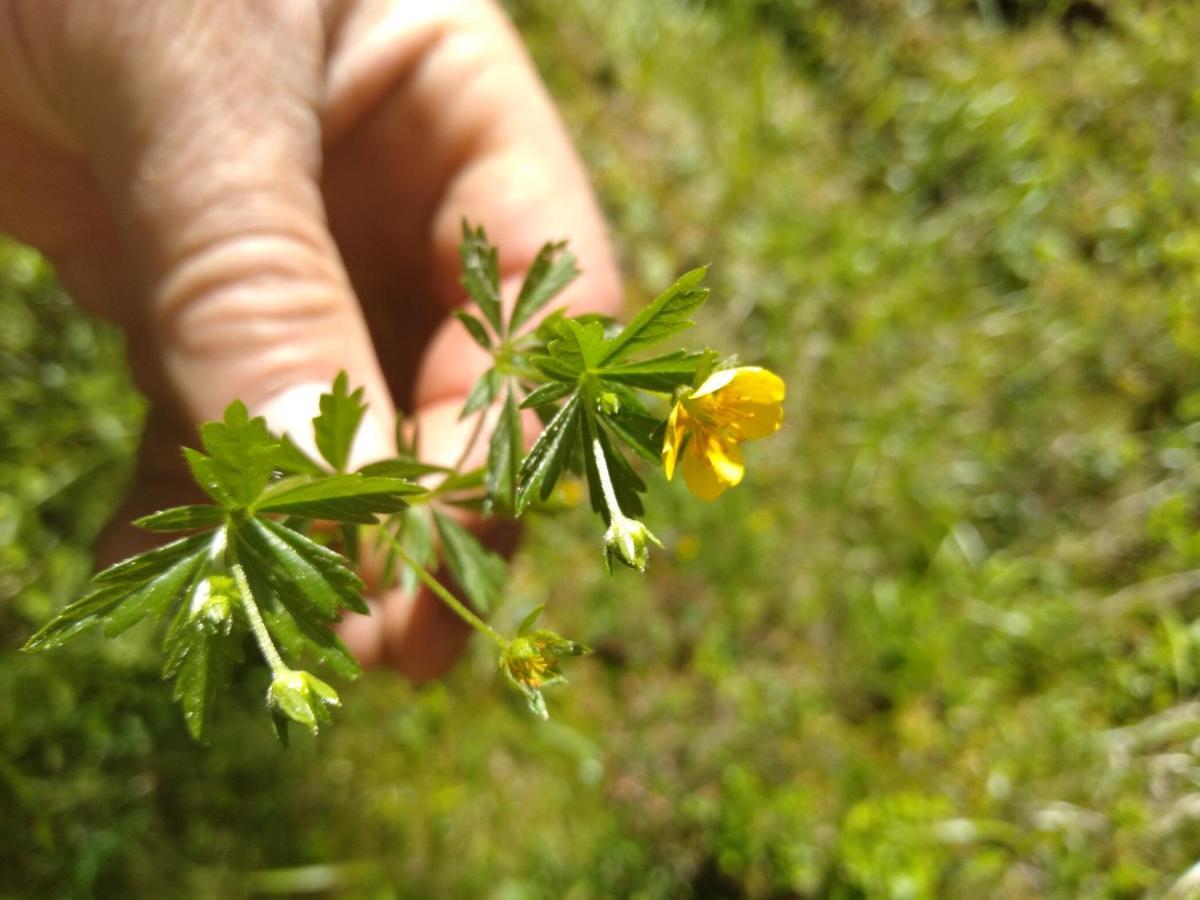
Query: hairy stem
591 435 625 521
232 562 288 675
380 528 507 647
451 401 491 474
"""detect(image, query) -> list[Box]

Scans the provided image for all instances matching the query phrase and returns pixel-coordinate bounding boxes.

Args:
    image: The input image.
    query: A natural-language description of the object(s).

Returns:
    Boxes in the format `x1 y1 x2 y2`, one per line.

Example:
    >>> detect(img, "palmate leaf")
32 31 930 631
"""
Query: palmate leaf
510 240 579 334
516 392 582 513
314 371 367 473
597 267 709 365
460 221 503 334
237 518 368 620
256 473 425 523
433 509 507 616
184 400 282 508
546 318 606 373
23 533 214 651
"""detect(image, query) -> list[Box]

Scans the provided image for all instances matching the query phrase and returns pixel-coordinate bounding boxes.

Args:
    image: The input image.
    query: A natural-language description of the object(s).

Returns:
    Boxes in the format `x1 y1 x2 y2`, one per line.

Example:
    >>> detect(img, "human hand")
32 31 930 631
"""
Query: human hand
0 0 620 677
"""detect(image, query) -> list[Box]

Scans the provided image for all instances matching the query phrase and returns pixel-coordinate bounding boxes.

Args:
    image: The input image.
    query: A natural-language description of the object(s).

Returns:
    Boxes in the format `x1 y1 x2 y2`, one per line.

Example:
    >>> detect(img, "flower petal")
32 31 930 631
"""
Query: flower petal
662 402 685 481
691 367 741 399
680 431 744 501
705 367 786 440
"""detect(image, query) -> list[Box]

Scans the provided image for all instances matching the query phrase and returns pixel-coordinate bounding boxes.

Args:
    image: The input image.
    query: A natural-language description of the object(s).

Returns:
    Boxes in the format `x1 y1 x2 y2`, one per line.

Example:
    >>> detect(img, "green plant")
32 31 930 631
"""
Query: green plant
21 223 784 742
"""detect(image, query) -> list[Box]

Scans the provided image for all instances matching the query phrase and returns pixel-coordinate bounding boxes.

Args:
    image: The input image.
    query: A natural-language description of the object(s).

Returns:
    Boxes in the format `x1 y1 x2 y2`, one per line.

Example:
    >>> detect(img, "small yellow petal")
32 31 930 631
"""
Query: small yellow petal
662 403 684 481
698 367 785 440
680 432 744 501
705 433 745 486
691 367 740 399
725 367 786 403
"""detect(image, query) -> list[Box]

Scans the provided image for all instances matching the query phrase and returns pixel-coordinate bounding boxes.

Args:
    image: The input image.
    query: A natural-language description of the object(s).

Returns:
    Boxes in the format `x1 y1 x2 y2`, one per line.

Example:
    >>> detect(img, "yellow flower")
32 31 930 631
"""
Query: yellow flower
662 366 785 500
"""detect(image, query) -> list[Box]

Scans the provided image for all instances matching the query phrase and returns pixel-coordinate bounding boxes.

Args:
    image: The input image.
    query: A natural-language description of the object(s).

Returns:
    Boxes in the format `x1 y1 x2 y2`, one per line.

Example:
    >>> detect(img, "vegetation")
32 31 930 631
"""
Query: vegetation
5 0 1200 896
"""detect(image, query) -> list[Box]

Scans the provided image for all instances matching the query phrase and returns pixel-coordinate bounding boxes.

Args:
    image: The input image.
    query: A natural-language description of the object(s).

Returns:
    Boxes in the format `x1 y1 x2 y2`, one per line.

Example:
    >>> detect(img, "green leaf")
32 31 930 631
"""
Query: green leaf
93 532 217 587
517 604 545 635
314 372 367 473
461 368 500 419
519 381 575 410
431 468 486 497
454 309 494 350
134 505 227 533
602 408 664 464
548 318 606 372
432 510 506 616
516 392 582 513
271 713 290 747
238 518 367 620
460 221 503 334
256 473 424 523
24 535 213 651
258 519 369 615
510 241 579 334
276 435 326 476
529 353 581 383
240 559 362 681
597 267 709 365
186 400 281 507
359 458 450 479
103 549 211 637
163 593 245 742
597 350 712 392
264 602 362 680
485 388 521 513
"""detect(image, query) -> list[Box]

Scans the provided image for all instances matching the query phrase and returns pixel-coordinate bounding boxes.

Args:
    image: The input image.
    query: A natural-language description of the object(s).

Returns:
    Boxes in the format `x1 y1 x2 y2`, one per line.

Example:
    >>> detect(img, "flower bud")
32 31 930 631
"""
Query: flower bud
191 574 237 635
500 629 590 720
603 514 664 574
267 669 341 734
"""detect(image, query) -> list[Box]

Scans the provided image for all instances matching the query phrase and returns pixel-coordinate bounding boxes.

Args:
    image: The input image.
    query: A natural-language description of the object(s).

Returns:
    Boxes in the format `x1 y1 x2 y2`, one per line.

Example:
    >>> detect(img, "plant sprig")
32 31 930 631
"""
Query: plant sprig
23 223 785 739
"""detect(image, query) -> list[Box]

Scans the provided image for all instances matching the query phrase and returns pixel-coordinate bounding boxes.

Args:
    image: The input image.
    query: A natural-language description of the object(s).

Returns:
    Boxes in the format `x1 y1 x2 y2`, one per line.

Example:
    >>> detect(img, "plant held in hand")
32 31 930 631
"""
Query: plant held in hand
24 224 785 740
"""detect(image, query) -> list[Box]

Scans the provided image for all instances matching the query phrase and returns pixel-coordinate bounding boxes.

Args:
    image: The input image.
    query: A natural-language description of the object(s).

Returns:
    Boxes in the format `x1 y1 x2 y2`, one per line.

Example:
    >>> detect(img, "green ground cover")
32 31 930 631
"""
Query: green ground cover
5 1 1200 896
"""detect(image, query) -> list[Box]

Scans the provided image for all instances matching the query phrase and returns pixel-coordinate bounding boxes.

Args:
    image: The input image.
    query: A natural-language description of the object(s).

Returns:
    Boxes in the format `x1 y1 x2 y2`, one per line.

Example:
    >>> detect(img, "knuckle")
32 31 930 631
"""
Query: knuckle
153 225 352 360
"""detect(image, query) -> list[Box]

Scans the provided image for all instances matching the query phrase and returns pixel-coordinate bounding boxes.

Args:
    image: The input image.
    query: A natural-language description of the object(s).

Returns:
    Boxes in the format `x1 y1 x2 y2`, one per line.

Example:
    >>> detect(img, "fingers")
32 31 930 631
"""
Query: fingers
319 0 622 675
44 2 395 445
322 0 622 409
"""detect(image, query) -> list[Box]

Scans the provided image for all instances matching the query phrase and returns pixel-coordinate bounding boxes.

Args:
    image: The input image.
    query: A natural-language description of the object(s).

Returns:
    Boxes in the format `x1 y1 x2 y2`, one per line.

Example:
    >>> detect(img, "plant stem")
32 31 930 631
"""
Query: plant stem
379 528 507 647
232 562 288 675
590 435 625 521
451 402 491 474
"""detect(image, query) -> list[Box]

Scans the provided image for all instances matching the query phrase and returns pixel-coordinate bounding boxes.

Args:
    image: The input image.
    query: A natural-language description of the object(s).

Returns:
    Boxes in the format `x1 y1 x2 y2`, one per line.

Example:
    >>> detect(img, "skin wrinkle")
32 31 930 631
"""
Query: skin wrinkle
0 3 74 149
155 222 341 320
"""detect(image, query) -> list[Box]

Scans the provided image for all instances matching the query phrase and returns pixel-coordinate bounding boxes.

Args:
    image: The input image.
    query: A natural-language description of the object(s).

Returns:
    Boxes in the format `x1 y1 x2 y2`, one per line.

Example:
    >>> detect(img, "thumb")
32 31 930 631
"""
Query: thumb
56 2 395 453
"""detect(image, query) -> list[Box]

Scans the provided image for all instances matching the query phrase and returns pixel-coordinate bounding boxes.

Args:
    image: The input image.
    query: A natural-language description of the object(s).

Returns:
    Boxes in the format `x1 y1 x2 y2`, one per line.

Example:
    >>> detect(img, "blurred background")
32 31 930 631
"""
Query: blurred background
5 0 1200 896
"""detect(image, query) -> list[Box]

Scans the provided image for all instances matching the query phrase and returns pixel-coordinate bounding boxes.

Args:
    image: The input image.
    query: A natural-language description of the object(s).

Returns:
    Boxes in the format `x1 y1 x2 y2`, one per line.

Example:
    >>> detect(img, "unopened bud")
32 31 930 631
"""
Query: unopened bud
267 669 341 734
603 515 663 574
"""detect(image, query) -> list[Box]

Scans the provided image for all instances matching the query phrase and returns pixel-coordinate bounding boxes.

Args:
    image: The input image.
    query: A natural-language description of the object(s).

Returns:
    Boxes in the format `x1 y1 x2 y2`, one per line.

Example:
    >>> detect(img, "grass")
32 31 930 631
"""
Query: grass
5 1 1200 896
